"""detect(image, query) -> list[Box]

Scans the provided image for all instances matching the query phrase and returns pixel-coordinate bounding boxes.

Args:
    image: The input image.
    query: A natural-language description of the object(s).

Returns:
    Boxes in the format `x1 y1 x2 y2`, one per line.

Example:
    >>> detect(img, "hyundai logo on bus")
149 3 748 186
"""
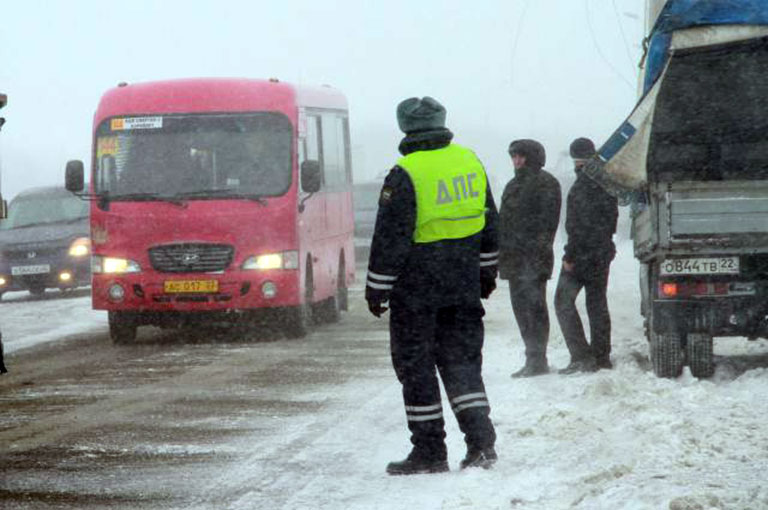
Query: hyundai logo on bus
180 253 200 265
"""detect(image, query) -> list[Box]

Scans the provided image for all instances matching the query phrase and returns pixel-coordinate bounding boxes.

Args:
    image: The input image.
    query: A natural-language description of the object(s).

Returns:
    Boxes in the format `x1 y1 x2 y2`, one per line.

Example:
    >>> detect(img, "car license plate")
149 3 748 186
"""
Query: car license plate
11 264 51 276
660 257 739 276
163 280 219 293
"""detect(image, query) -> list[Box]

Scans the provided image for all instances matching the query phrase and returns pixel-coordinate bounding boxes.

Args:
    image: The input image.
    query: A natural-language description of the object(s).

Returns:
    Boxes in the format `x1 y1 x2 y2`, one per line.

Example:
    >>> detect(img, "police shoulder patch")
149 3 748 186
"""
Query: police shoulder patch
379 186 394 205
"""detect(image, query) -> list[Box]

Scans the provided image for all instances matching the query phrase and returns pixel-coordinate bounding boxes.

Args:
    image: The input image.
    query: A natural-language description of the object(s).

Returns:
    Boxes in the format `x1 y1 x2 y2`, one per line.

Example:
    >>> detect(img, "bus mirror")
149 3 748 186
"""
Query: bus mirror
0 197 6 220
300 160 322 193
65 160 85 193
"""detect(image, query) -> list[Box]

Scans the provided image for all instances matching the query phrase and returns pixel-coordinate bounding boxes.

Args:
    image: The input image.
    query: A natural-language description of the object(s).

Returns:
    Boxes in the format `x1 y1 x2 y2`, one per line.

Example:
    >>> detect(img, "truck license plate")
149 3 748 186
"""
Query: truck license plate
660 257 739 276
11 264 51 276
164 280 219 293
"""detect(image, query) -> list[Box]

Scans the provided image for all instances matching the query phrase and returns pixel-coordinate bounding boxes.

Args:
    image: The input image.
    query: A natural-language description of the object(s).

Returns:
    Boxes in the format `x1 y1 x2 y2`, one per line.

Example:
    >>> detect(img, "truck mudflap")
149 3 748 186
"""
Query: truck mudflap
652 296 768 338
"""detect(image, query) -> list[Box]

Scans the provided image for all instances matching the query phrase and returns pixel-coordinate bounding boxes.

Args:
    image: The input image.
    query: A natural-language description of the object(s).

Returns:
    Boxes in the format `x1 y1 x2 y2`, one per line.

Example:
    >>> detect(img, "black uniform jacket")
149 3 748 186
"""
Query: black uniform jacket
498 165 561 281
563 168 619 269
365 130 499 309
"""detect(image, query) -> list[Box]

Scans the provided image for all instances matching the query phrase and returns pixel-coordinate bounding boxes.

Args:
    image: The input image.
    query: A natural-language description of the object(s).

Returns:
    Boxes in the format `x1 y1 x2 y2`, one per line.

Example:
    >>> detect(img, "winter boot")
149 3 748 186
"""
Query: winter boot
558 358 598 375
596 357 613 370
460 446 498 469
386 449 449 475
511 358 549 378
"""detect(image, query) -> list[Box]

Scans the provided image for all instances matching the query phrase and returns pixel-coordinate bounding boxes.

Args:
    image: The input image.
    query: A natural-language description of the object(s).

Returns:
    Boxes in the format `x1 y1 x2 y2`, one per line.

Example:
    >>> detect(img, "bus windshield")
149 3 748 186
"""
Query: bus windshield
94 112 293 199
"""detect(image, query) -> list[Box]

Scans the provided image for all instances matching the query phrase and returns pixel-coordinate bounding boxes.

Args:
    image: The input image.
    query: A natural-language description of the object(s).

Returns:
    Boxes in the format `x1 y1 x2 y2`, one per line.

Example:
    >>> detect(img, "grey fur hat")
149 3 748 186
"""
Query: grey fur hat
508 139 546 169
396 96 447 134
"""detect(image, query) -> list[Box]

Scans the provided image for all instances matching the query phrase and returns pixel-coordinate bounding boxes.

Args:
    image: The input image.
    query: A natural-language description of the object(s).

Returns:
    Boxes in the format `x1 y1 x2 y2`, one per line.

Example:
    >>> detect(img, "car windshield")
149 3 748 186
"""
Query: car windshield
1 192 89 229
93 112 292 199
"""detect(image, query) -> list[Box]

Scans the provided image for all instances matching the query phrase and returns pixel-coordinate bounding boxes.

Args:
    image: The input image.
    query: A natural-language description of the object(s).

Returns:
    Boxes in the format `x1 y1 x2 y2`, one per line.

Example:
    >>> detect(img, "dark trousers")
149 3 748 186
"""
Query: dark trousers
509 278 550 363
554 264 611 363
389 303 496 458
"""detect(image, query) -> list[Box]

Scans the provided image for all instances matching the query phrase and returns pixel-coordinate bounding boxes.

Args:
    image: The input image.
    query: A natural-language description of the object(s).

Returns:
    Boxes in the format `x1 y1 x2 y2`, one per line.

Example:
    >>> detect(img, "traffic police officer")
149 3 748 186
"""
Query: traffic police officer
366 96 500 475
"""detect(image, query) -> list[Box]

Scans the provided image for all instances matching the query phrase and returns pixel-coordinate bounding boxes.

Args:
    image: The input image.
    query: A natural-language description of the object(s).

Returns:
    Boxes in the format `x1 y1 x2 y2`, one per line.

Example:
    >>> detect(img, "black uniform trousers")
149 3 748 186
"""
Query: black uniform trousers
389 302 495 459
509 278 550 364
554 263 612 363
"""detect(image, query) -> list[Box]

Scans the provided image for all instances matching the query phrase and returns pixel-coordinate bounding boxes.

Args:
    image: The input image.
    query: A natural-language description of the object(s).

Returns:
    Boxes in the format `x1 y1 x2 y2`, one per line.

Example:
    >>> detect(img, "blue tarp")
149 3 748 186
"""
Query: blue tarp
644 0 768 92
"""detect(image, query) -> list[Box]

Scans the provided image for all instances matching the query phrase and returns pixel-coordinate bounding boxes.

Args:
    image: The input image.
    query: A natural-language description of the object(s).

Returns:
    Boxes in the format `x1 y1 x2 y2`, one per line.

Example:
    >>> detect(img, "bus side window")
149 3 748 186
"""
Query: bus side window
301 114 323 192
321 113 352 189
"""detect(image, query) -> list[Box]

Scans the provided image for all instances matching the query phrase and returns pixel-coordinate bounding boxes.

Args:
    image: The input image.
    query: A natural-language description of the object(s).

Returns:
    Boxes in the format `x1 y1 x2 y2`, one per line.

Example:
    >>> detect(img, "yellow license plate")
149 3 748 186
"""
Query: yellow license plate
163 280 219 294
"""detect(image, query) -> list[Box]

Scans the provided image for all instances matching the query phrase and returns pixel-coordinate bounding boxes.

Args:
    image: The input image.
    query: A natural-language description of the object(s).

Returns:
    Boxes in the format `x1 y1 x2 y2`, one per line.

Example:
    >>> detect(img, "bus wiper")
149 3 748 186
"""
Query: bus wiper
174 189 267 206
109 192 187 207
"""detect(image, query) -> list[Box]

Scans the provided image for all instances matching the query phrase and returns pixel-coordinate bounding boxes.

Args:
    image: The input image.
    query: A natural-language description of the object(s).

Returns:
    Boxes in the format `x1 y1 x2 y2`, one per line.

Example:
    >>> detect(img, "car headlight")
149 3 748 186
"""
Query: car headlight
68 237 91 257
242 250 299 270
92 255 141 274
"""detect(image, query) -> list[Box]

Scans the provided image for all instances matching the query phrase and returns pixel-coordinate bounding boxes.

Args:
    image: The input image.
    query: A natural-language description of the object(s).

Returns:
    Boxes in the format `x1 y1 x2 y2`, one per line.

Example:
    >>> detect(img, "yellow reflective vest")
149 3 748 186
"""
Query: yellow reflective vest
398 144 487 244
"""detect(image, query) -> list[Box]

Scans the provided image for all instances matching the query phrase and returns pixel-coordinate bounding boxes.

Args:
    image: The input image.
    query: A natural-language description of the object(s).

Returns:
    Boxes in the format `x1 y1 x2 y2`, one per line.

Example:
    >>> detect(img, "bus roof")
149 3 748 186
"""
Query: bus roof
93 78 348 126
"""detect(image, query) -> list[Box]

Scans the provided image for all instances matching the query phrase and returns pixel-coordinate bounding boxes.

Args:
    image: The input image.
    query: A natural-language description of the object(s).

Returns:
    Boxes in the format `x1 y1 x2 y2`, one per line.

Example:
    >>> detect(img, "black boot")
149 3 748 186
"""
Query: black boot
386 449 449 475
511 358 549 378
596 357 613 370
558 358 597 375
460 446 497 469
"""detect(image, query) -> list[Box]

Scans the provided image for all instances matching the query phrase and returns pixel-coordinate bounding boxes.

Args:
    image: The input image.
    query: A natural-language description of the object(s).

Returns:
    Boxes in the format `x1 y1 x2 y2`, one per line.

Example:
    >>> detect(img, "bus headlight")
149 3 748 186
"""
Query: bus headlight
92 255 142 274
242 250 299 270
68 237 91 257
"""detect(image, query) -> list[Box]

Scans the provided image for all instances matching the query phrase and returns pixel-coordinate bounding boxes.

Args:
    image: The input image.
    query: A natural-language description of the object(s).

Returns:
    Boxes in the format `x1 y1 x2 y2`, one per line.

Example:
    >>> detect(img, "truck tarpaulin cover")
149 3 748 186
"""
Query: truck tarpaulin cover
583 0 768 195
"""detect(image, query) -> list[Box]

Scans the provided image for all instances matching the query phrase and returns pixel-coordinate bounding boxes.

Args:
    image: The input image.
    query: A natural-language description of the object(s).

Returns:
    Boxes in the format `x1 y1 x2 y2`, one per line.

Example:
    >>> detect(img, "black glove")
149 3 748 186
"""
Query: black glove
367 299 389 318
480 277 496 299
365 286 390 318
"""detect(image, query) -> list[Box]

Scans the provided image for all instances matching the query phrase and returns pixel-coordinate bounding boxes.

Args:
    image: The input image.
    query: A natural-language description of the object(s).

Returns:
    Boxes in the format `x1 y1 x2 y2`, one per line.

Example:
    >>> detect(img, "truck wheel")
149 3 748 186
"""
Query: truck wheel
109 311 137 344
686 333 714 378
650 331 684 378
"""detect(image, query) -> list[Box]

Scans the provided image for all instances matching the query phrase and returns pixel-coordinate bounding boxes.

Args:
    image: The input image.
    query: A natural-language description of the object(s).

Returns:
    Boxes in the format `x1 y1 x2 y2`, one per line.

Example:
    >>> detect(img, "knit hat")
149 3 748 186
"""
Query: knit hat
569 137 596 160
508 139 546 169
396 96 447 134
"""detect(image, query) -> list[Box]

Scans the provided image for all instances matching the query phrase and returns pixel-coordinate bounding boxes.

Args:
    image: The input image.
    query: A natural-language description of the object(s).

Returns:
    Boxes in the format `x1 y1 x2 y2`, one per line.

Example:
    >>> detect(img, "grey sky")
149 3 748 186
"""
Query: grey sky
0 0 645 198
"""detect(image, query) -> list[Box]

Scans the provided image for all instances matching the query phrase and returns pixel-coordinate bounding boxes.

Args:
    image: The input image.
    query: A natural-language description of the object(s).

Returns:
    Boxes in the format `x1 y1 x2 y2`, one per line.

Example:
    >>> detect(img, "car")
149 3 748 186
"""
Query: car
353 180 382 264
0 186 90 299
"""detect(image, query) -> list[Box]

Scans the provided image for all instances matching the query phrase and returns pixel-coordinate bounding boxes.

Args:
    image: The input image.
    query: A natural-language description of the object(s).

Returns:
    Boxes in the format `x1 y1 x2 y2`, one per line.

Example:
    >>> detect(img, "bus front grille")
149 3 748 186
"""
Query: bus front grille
149 243 234 273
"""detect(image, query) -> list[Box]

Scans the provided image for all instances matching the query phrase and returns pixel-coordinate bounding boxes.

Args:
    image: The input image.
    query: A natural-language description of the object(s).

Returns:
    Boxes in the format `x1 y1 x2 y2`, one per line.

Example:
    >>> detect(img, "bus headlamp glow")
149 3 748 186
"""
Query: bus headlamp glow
93 255 141 274
68 237 91 257
0 276 6 287
242 250 299 270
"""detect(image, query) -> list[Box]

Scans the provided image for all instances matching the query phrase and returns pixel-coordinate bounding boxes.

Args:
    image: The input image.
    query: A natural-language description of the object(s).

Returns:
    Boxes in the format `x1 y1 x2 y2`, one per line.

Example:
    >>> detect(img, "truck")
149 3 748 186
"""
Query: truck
585 0 768 378
66 78 355 343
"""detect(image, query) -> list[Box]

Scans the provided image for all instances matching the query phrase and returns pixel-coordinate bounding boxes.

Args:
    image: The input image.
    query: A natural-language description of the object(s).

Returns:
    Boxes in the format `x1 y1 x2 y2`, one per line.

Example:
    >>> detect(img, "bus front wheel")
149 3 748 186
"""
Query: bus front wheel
109 311 138 344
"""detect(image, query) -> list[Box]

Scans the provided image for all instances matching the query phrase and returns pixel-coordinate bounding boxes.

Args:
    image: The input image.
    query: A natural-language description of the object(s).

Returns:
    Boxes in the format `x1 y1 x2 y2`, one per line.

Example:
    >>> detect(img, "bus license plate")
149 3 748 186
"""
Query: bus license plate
11 264 51 276
164 280 219 293
660 257 739 276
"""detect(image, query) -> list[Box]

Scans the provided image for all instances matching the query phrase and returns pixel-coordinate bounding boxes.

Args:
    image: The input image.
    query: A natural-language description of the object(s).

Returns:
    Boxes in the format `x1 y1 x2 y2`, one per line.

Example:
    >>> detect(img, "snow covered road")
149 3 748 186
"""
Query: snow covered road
2 240 768 509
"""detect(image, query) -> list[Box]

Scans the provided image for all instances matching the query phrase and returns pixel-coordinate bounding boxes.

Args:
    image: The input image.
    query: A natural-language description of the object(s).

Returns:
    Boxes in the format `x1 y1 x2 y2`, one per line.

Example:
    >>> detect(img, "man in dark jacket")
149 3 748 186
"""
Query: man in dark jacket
366 96 500 475
555 137 619 373
499 139 561 377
